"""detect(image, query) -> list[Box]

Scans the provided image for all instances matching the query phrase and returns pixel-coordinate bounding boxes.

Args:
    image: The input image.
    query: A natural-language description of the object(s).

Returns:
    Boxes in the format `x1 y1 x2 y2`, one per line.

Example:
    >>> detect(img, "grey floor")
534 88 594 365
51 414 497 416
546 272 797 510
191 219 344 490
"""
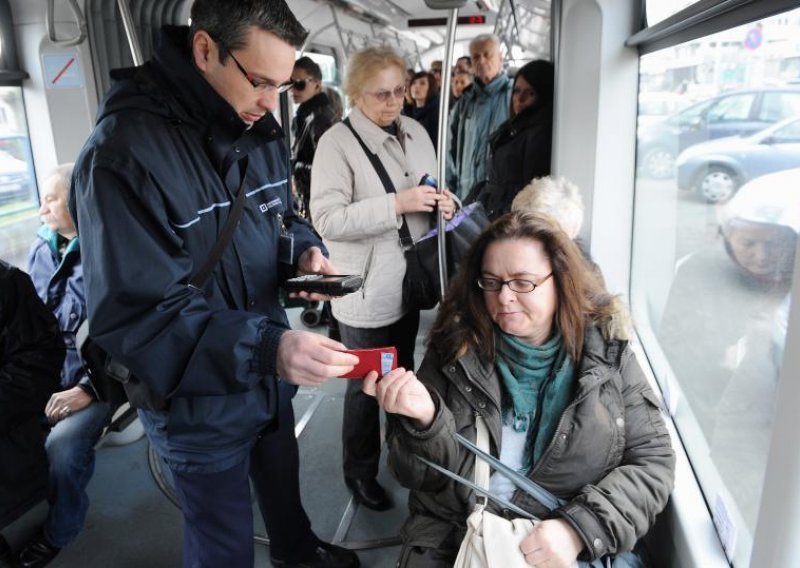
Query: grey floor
2 306 437 567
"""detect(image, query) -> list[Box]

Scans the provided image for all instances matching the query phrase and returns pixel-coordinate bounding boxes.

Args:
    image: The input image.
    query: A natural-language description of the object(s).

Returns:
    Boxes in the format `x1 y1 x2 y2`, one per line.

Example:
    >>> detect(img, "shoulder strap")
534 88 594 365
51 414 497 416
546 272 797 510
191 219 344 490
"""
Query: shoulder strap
474 414 491 501
188 155 249 291
342 118 414 248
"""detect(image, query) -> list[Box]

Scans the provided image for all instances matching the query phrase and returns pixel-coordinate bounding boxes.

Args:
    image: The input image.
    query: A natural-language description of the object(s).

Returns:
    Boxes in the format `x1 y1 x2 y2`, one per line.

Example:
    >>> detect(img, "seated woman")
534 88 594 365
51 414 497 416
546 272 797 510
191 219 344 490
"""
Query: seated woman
364 211 675 567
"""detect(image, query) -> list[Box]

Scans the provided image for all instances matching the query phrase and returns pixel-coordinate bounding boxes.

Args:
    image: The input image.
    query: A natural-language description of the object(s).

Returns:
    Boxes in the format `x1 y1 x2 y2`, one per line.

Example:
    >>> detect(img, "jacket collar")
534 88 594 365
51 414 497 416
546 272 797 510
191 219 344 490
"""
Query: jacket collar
468 71 511 100
37 225 79 258
346 106 415 155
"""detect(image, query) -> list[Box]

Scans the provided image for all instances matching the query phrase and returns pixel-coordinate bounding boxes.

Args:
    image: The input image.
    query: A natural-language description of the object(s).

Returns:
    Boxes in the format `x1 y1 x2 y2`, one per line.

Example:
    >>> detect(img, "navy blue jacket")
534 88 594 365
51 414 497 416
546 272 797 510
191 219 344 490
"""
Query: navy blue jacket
70 26 323 473
27 227 93 393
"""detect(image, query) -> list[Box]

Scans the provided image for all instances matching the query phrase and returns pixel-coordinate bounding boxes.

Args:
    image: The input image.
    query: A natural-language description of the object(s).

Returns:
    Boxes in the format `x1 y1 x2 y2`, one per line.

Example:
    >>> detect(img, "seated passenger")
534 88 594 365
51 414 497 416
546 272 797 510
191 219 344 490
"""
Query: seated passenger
469 60 554 220
0 261 63 565
18 165 116 568
364 212 675 566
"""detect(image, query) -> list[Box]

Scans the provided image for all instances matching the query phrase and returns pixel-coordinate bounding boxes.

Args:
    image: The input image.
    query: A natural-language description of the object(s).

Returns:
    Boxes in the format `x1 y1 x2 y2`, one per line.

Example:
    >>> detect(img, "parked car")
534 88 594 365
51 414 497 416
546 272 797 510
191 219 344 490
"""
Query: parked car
675 115 800 202
637 91 689 129
0 149 33 205
637 86 800 179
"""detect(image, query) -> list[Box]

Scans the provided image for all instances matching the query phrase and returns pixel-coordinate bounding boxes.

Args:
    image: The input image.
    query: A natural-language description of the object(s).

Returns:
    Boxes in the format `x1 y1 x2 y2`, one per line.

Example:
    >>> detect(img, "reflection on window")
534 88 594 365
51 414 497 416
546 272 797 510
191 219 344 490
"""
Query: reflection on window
0 86 39 269
632 7 800 566
646 0 701 27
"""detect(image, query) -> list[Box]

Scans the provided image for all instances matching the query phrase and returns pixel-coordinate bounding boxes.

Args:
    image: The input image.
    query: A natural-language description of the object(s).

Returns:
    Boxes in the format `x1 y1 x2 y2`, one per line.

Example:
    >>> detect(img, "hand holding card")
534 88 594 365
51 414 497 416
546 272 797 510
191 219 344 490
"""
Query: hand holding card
339 347 398 379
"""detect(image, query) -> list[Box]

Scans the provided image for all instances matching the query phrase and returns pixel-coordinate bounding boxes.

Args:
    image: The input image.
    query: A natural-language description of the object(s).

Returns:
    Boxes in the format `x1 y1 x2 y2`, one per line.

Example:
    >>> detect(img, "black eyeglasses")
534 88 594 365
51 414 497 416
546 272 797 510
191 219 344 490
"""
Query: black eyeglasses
364 85 407 103
476 273 553 293
222 45 294 93
292 79 316 92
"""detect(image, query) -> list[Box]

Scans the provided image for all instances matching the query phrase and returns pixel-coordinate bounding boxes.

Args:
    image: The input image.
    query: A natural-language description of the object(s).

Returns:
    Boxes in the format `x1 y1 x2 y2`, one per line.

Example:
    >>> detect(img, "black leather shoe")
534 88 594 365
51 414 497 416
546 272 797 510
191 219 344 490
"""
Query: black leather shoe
271 541 360 568
0 535 16 568
17 534 60 568
344 477 393 511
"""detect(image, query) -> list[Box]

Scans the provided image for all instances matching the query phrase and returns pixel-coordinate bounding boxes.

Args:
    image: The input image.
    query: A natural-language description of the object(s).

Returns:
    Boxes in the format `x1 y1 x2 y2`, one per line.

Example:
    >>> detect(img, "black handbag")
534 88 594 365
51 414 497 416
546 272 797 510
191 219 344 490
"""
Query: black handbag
343 119 489 311
76 157 251 411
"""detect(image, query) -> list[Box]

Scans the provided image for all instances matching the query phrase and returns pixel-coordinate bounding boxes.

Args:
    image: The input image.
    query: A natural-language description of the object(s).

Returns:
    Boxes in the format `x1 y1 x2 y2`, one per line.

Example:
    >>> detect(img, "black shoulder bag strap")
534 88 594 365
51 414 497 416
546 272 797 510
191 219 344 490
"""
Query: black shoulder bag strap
342 118 414 248
188 155 250 291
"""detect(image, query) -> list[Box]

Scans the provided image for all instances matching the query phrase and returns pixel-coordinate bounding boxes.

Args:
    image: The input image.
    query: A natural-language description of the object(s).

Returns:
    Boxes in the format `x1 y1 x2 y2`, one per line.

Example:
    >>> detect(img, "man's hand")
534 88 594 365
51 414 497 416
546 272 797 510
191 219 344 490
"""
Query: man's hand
276 331 359 386
45 386 93 425
292 247 339 302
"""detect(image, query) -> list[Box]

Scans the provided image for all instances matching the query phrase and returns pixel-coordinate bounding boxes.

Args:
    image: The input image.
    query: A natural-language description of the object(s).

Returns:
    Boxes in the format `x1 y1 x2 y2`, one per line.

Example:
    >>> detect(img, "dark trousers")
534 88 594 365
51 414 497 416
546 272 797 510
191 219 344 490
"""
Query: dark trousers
338 310 420 480
171 383 316 568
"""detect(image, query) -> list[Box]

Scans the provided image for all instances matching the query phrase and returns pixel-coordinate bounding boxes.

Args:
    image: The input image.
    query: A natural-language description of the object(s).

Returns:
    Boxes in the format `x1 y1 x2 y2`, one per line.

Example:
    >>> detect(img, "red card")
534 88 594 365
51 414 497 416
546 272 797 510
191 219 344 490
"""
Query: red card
340 347 398 379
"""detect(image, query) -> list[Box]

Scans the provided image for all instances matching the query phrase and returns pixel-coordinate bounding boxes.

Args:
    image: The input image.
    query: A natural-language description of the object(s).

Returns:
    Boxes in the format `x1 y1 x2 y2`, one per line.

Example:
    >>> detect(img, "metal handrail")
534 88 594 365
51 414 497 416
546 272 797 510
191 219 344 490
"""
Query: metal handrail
46 0 88 47
117 0 144 66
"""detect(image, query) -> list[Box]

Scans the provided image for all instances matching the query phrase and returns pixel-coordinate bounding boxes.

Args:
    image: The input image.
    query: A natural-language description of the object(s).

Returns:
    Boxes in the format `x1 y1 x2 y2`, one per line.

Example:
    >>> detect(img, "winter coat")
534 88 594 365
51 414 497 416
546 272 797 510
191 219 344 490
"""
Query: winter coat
0 261 63 527
404 93 440 151
27 227 94 394
388 323 675 564
69 26 323 473
446 73 512 198
291 92 337 206
310 107 437 328
470 103 553 220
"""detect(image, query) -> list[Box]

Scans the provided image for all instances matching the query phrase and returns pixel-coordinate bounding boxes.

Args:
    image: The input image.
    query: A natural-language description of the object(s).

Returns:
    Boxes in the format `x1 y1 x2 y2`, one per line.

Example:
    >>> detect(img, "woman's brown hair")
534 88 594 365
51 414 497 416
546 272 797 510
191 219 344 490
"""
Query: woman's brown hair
429 211 621 364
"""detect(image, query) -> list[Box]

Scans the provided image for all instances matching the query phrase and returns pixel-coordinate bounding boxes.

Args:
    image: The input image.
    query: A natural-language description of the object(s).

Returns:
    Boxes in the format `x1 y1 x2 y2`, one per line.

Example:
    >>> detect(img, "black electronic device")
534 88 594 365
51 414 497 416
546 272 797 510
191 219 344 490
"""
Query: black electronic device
283 274 363 296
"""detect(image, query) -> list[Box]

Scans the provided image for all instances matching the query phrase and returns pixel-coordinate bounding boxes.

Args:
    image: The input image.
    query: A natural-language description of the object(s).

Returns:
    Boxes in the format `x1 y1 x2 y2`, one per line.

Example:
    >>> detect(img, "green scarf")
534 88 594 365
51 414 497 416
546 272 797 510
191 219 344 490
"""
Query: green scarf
495 329 575 465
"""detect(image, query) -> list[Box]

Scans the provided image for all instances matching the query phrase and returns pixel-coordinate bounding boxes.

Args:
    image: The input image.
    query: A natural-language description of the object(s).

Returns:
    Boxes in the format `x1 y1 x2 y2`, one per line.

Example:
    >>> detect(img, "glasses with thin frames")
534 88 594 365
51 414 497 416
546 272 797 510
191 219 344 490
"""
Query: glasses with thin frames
365 85 407 103
222 45 294 93
476 273 553 293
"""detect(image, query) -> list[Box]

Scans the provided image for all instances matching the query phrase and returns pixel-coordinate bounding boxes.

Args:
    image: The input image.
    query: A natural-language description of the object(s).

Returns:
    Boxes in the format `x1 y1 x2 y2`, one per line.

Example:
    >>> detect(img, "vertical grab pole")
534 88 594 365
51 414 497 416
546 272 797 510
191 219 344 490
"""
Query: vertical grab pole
436 8 459 298
117 0 144 66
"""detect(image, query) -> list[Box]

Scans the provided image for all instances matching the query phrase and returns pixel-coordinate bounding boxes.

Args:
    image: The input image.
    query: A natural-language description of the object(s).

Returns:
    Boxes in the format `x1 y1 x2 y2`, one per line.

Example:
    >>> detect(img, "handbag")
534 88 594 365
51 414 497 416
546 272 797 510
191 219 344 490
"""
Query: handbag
75 157 251 411
342 118 489 311
417 416 643 568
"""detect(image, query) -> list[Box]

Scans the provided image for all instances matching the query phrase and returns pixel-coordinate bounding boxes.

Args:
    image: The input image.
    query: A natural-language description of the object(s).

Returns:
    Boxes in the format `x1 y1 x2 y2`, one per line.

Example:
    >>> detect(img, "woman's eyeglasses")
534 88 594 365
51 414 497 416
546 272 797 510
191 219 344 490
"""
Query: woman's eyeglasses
476 273 553 293
220 42 294 93
292 79 316 92
364 85 407 103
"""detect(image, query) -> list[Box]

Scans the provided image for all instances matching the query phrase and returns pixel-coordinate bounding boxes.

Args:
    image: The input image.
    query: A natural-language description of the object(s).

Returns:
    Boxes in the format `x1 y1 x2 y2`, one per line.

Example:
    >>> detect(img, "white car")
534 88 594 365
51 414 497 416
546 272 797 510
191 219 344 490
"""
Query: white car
0 150 33 205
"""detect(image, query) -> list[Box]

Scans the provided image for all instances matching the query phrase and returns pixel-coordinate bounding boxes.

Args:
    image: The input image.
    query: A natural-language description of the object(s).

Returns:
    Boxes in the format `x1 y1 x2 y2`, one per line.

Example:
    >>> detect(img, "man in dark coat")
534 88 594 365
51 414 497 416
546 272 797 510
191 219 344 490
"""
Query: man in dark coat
0 261 63 563
69 1 359 566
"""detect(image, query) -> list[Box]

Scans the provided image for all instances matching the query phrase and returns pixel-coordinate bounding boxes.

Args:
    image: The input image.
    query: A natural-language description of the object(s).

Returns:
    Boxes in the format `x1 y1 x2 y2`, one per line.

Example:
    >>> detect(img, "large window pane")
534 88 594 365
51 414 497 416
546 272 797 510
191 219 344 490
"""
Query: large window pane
632 7 800 566
0 86 39 269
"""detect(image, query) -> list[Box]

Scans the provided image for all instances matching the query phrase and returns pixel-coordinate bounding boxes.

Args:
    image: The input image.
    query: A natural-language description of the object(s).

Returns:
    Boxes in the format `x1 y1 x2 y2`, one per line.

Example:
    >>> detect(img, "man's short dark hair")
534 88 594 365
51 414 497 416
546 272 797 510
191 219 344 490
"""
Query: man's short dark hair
190 0 308 61
294 56 322 82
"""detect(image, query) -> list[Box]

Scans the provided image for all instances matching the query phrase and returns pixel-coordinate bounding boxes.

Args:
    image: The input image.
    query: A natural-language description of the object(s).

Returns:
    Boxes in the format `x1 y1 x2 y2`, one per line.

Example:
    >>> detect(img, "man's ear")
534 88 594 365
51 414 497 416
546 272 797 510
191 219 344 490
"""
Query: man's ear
192 31 214 72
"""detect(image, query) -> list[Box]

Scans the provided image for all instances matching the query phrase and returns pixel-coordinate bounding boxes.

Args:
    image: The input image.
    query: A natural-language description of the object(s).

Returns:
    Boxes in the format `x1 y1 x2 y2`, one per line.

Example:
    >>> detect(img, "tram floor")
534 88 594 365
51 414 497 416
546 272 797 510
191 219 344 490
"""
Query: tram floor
3 306 436 567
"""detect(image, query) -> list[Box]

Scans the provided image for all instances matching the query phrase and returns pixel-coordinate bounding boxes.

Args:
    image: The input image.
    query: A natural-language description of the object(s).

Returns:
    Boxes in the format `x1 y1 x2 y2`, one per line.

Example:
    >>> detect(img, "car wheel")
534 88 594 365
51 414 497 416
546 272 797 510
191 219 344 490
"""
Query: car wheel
641 146 675 179
699 167 738 203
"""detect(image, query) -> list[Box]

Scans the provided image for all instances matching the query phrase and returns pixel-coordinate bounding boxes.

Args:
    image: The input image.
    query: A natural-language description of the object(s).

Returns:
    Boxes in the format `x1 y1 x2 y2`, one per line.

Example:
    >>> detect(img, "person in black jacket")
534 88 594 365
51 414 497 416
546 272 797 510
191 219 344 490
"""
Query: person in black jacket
290 56 337 224
469 60 555 220
0 261 63 563
404 71 440 150
69 1 359 567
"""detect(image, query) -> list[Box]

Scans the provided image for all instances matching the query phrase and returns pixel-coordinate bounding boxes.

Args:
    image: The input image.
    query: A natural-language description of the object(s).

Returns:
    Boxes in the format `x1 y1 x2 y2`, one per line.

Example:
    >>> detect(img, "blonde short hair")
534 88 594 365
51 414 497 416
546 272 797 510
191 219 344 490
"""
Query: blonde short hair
511 176 584 239
344 46 407 102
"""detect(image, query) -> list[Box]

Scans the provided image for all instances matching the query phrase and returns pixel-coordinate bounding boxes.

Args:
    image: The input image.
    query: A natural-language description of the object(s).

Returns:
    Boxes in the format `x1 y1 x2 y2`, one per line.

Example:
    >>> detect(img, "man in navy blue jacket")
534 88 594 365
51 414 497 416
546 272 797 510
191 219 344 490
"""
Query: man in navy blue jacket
69 1 359 566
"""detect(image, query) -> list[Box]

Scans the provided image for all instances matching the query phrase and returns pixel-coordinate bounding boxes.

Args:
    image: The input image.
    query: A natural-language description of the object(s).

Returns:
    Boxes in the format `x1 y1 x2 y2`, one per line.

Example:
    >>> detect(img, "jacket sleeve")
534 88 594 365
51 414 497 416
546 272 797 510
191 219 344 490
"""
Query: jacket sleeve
310 129 400 242
386 348 462 492
71 154 288 400
555 348 676 559
0 267 64 431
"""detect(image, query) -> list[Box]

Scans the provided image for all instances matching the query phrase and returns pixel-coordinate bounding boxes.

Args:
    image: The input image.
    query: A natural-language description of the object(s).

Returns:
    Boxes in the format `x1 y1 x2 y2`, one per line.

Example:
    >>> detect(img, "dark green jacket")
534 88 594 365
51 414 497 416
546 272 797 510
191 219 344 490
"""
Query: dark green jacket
388 324 675 564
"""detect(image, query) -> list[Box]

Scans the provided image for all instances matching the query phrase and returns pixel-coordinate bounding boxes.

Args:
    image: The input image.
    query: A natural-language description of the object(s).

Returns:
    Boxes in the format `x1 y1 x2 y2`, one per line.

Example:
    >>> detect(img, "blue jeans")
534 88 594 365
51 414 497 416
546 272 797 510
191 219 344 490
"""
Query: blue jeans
43 400 113 547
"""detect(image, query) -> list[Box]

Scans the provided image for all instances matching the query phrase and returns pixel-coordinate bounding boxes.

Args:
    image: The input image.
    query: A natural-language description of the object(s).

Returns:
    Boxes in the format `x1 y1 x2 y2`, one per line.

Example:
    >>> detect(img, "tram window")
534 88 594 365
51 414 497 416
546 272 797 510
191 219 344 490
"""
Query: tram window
646 0 702 27
631 6 800 565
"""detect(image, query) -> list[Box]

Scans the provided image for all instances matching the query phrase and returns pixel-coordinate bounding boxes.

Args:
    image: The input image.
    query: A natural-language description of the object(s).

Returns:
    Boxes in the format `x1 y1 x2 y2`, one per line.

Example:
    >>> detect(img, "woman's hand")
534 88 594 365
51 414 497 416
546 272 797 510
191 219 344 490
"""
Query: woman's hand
438 188 456 220
45 386 93 425
519 518 585 568
362 368 436 429
395 185 446 215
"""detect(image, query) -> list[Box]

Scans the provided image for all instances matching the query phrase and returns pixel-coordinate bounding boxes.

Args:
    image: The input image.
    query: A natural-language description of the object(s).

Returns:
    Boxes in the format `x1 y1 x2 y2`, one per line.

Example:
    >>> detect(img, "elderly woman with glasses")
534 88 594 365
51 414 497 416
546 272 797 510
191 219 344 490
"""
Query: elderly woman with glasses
310 46 455 512
363 211 675 567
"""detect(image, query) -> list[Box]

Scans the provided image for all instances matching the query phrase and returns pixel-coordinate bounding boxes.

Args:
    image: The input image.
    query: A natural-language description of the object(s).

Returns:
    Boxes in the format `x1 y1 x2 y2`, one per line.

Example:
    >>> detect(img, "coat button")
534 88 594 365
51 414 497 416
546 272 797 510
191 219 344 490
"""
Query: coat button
465 386 472 392
448 366 456 373
234 146 241 153
69 313 77 320
478 401 486 409
248 300 256 307
593 538 603 551
616 417 625 428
